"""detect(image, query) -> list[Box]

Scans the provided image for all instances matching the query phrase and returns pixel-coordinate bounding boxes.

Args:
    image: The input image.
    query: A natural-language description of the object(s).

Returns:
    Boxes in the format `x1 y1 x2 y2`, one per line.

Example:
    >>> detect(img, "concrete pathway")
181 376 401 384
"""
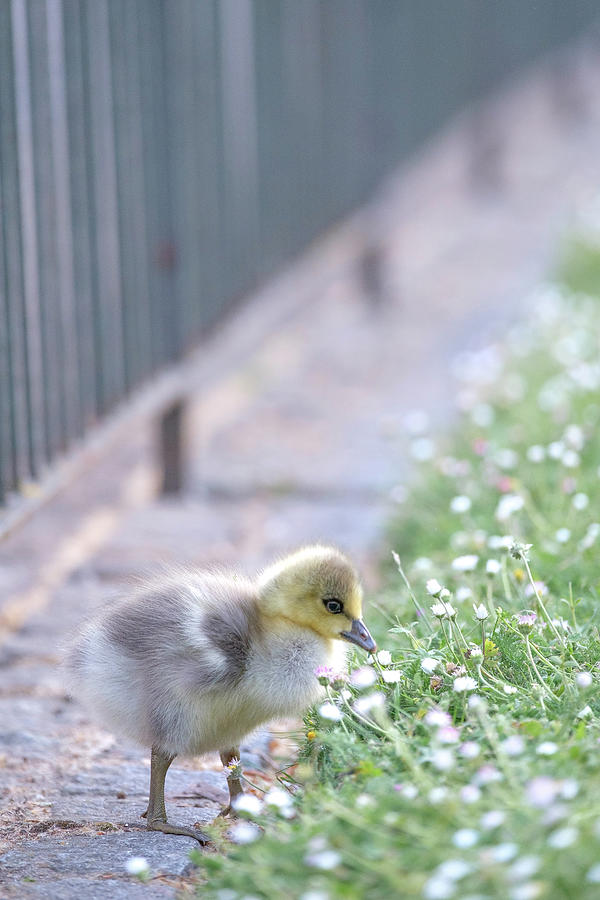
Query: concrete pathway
2 38 600 899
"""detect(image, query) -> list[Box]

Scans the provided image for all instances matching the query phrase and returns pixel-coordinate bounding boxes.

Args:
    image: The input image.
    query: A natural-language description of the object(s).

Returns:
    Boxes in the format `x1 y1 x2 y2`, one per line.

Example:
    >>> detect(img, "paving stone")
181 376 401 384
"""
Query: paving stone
0 831 201 881
2 877 175 899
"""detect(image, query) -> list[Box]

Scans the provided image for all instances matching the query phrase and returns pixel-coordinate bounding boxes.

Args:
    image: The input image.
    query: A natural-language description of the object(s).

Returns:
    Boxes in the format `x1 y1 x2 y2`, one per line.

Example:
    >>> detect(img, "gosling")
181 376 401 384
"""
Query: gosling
65 545 375 843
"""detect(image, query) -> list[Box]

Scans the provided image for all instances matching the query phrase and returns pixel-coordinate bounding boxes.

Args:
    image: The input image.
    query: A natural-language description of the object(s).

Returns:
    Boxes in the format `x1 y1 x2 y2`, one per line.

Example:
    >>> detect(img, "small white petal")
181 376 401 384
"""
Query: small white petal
232 794 264 816
451 555 479 572
264 788 293 809
423 877 456 899
485 559 501 575
460 785 481 804
450 495 471 514
229 821 261 844
304 849 342 870
125 857 150 876
425 708 452 726
536 741 558 756
491 843 518 862
495 495 524 521
507 856 540 882
526 445 545 463
576 671 593 688
459 741 480 759
421 657 440 674
509 883 544 900
426 578 444 596
377 650 392 665
318 702 343 722
436 859 473 881
587 864 600 883
353 692 385 715
428 787 449 804
561 449 580 468
453 676 477 692
480 810 505 830
501 736 525 757
547 827 578 848
350 667 377 689
431 748 455 771
560 778 579 799
452 828 479 849
382 669 401 683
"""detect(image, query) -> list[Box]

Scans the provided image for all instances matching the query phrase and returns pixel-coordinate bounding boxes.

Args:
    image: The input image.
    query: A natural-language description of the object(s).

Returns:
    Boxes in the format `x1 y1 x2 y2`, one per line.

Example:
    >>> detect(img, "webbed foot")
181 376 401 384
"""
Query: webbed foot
146 818 211 844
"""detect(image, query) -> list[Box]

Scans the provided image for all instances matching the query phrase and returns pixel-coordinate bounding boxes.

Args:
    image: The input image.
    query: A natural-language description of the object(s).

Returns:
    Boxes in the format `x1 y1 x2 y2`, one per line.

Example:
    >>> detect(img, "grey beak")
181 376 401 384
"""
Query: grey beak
341 618 376 653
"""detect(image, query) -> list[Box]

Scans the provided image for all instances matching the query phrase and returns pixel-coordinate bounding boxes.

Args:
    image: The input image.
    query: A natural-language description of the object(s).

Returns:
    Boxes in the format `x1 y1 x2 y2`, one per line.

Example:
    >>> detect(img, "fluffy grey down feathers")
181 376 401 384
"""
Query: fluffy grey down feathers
66 570 342 756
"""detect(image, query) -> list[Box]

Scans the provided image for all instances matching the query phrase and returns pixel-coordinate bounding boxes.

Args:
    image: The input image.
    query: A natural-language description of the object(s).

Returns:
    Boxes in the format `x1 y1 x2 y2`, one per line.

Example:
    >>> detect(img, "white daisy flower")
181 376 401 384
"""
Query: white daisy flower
536 741 558 756
232 793 264 816
318 702 343 722
421 657 441 674
426 578 444 596
450 495 471 514
304 849 342 870
453 676 477 692
125 857 150 876
452 828 479 849
496 494 524 521
451 555 479 572
229 821 261 844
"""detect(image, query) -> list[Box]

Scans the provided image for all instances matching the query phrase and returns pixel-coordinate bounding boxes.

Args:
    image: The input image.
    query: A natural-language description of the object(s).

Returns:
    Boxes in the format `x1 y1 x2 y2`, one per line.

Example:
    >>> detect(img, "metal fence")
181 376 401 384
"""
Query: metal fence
0 0 598 505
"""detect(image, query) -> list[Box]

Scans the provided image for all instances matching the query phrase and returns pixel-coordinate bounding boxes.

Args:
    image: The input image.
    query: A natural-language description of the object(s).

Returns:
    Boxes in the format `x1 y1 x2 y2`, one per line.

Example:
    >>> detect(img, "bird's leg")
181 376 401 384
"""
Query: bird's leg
219 747 244 816
145 745 211 844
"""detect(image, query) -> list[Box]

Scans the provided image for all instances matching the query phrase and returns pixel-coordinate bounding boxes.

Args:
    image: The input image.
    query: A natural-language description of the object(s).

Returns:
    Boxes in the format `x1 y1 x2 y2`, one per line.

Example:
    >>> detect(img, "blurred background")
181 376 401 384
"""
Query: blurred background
1 0 600 572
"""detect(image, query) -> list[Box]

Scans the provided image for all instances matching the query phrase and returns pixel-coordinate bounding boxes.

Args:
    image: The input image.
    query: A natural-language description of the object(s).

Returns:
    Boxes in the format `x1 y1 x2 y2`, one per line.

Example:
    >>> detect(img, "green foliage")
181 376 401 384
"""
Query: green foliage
197 285 600 898
556 235 600 297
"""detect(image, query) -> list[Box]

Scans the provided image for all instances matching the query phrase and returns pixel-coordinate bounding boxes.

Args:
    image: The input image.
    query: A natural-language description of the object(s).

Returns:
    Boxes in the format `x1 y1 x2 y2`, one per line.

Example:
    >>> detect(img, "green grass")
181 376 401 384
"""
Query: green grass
194 264 600 899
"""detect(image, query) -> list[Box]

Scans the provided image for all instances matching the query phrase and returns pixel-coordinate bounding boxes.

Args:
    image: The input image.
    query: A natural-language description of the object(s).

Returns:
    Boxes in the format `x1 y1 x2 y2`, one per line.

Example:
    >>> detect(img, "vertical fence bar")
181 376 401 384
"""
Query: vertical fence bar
163 0 195 351
28 0 64 461
61 0 97 430
47 0 81 443
83 0 124 414
11 0 45 479
190 0 222 334
218 0 260 300
137 0 175 369
0 1 25 492
281 0 324 249
108 0 151 390
0 182 10 501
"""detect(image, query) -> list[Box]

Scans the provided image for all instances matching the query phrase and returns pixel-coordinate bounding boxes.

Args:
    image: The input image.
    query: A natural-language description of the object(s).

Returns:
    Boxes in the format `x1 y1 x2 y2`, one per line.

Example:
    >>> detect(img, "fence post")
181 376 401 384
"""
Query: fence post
159 399 185 495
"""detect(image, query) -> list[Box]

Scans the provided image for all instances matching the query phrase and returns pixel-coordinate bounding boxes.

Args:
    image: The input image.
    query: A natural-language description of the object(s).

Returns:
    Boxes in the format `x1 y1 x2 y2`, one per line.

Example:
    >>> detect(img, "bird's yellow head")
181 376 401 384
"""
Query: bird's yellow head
257 545 376 652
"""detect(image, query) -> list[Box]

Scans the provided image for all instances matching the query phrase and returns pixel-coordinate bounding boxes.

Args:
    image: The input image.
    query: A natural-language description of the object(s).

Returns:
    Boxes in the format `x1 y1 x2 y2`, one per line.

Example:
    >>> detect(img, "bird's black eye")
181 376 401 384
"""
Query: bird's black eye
323 598 343 614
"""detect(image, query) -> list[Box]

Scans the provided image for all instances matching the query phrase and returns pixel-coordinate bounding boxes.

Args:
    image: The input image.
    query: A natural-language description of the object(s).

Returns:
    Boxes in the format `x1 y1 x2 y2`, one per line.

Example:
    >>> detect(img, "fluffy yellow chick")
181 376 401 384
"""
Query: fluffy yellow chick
65 545 375 842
